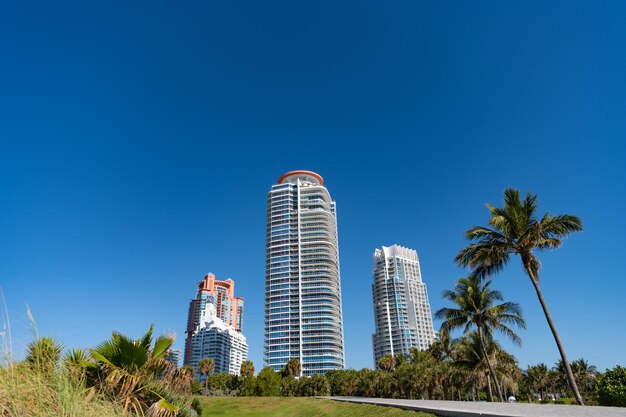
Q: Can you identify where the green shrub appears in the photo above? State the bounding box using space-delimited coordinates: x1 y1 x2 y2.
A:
239 375 257 396
191 397 203 416
299 374 330 396
255 367 281 396
597 366 626 407
25 337 63 376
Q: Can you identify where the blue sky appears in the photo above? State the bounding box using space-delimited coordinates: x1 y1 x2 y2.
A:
1 1 625 372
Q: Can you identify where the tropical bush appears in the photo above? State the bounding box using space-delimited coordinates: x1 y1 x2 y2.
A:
254 366 281 396
596 365 626 407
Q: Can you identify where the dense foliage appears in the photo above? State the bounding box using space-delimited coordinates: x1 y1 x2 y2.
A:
596 366 626 407
196 352 624 408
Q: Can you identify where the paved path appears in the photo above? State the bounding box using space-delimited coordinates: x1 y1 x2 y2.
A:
324 396 626 417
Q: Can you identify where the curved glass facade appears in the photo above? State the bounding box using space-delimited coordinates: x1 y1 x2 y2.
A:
264 171 345 376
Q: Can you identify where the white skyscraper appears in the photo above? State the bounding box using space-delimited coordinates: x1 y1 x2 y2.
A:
372 245 436 367
264 170 345 376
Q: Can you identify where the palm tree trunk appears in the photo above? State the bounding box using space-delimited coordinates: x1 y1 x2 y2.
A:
525 265 584 405
486 375 494 402
477 326 504 402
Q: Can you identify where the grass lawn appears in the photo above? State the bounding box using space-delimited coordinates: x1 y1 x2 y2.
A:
198 397 435 417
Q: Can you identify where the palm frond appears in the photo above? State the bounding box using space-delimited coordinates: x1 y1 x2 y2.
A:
151 335 174 361
536 237 562 250
465 226 507 242
491 322 523 346
117 335 149 372
140 325 154 350
540 214 583 237
148 397 179 417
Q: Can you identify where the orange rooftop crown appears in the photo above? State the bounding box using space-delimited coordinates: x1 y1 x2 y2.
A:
277 170 324 185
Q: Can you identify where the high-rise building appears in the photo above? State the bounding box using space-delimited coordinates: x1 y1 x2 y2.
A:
372 245 436 367
184 273 244 366
188 302 248 378
264 170 345 376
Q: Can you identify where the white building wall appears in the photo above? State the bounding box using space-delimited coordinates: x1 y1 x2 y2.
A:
189 303 248 378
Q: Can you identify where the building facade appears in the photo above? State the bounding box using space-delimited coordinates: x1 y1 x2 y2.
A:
188 303 248 378
184 273 244 365
372 245 436 367
264 170 345 376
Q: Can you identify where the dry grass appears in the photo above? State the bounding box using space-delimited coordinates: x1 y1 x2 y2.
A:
0 364 128 417
0 289 126 417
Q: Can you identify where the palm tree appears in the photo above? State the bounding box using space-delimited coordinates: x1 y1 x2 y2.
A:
395 353 408 366
454 332 491 401
89 324 178 415
527 363 550 401
455 189 584 404
378 355 396 372
495 348 522 399
435 275 526 402
282 358 301 378
198 358 215 392
429 329 454 362
408 348 444 400
240 360 255 378
571 358 598 397
181 364 195 379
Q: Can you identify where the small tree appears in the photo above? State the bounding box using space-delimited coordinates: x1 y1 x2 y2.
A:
255 366 281 396
300 374 331 396
240 375 257 396
597 366 626 407
198 358 215 392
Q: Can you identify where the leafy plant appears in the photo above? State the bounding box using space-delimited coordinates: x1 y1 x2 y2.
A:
596 365 626 407
89 324 185 416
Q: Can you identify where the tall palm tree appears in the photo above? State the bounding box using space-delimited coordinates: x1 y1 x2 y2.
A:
435 275 526 402
198 358 215 392
455 189 584 404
